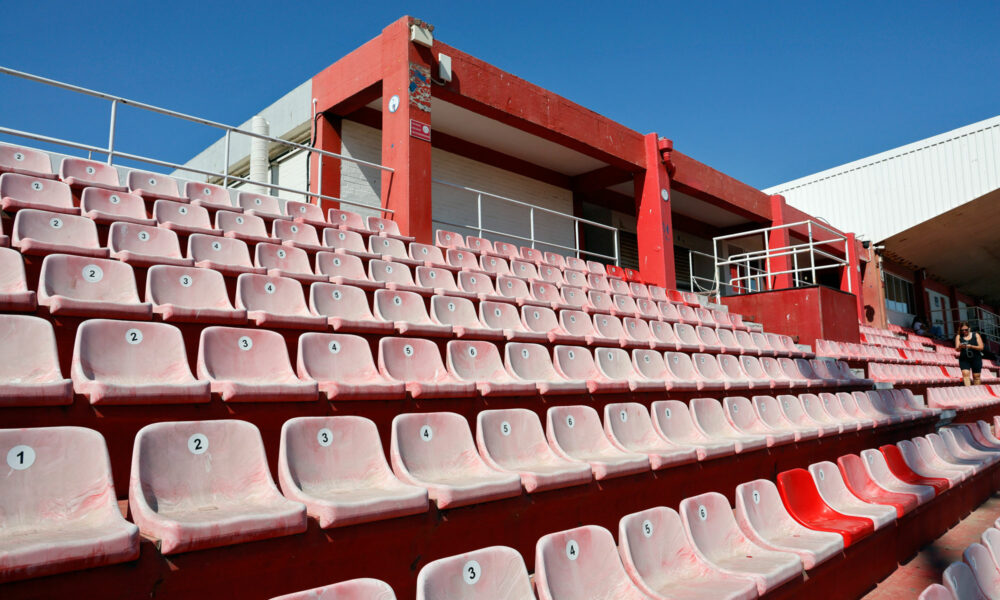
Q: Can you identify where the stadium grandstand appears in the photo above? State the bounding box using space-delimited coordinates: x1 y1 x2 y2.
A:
1 13 1000 600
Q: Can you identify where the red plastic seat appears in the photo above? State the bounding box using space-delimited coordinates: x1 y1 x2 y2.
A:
775 468 874 547
836 454 920 517
129 419 307 554
478 300 547 342
315 252 382 291
236 273 327 330
546 405 650 480
188 233 263 276
278 416 427 528
535 525 650 600
38 254 151 319
59 157 126 191
367 215 414 242
108 221 190 267
308 282 392 334
374 289 452 337
0 426 139 583
0 173 77 215
416 545 533 600
0 145 55 179
283 200 325 225
390 412 521 508
378 337 475 398
256 242 327 283
808 461 897 529
446 340 535 396
196 326 318 402
80 187 154 226
297 332 404 400
273 220 325 252
12 209 108 258
603 402 699 469
238 192 290 220
0 248 36 311
145 265 245 324
153 200 218 236
0 314 73 406
216 210 271 244
651 400 736 460
184 181 239 212
327 208 371 234
430 295 502 340
504 342 588 394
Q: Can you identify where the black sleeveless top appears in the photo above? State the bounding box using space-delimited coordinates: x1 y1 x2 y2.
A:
959 332 983 359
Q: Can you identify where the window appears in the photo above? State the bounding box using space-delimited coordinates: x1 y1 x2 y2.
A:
884 273 916 315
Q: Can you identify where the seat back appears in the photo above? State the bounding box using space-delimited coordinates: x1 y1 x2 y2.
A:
479 300 521 332
595 347 637 381
586 273 610 292
465 236 494 254
547 405 617 456
593 314 626 340
504 343 560 382
256 243 314 275
80 187 148 221
510 259 540 280
447 249 481 271
273 220 321 247
0 314 65 384
379 337 448 382
410 242 447 265
431 295 483 328
0 247 30 295
237 192 282 216
553 346 599 381
315 252 367 281
184 181 232 208
39 254 140 304
0 145 53 177
367 216 403 237
490 241 517 259
416 545 533 600
537 264 564 285
14 209 102 250
369 235 410 261
391 412 483 476
197 326 297 382
146 265 234 311
559 310 597 337
632 349 669 380
562 269 587 288
369 260 417 287
477 408 554 467
651 400 698 442
435 229 466 249
188 234 253 268
664 351 698 380
297 332 380 383
73 319 195 384
128 171 180 198
152 200 213 230
521 305 561 333
543 252 567 269
943 561 988 600
374 289 433 325
481 255 512 277
618 506 709 596
109 222 182 259
520 247 544 264
1 173 74 211
648 321 678 345
280 415 398 493
236 274 310 315
60 157 121 188
328 208 368 231
283 200 325 223
535 525 644 600
216 210 269 238
416 266 459 292
446 340 507 383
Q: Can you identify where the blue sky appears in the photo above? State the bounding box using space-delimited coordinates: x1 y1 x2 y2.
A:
2 1 997 189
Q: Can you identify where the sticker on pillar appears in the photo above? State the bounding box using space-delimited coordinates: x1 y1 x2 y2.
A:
388 95 400 113
410 119 431 142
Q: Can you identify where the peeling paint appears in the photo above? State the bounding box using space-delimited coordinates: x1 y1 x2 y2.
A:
409 63 431 113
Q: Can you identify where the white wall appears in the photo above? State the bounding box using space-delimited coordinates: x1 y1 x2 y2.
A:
339 120 383 218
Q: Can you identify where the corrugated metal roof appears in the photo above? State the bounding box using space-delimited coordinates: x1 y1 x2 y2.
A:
765 115 1000 242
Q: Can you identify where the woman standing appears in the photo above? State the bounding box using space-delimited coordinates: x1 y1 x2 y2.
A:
955 321 985 386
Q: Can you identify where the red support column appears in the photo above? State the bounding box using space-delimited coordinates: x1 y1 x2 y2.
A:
839 233 864 321
635 134 676 288
310 114 341 213
768 194 793 290
379 17 434 244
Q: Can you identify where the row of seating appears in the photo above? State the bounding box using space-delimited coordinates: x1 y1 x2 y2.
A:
920 519 1000 599
0 312 869 406
816 338 959 367
270 422 1000 599
870 363 998 386
927 385 1000 410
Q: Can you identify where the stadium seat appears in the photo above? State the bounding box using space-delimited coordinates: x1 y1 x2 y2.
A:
679 492 802 594
297 332 404 400
477 300 546 342
859 449 936 503
836 454 921 517
823 392 874 430
939 429 999 466
410 242 455 271
328 208 372 234
374 289 452 337
722 396 796 447
476 408 592 493
651 400 736 460
129 419 307 554
416 546 534 600
844 391 893 427
564 256 588 272
0 426 139 582
734 329 763 355
614 316 663 350
752 395 819 441
184 181 238 212
431 295 503 340
59 157 126 191
235 273 327 330
916 584 955 600
417 266 479 300
0 315 73 406
71 319 209 404
798 393 846 433
689 397 768 453
776 468 875 548
808 462 896 529
196 326 318 402
324 228 379 259
662 352 704 390
481 255 513 277
146 265 245 324
943 561 987 600
534 525 649 600
633 297 660 320
562 269 587 288
126 171 184 203
543 252 567 269
521 305 579 344
776 358 811 388
283 200 325 225
109 221 190 267
435 229 467 250
879 443 950 494
188 233 263 276
618 506 758 600
216 210 271 244
538 264 566 285
448 249 486 273
153 200 218 236
12 209 108 258
493 275 540 306
274 220 325 252
610 294 642 319
316 252 383 291
256 243 327 283
560 286 593 312
553 345 629 394
603 402 698 469
369 259 428 295
751 332 778 356
0 144 55 179
1 173 77 214
982 529 1000 572
964 544 1000 598
368 235 422 268
367 216 414 242
379 337 475 398
446 340 536 396
559 310 616 346
777 395 837 437
488 241 518 260
546 405 650 479
309 282 393 334
455 271 502 302
734 479 844 569
910 437 975 482
271 578 397 600
504 342 588 394
594 347 665 392
510 258 541 280
278 416 427 528
0 247 36 311
673 323 706 352
38 254 151 318
80 187 154 225
627 349 673 391
691 353 740 390
715 328 743 354
725 354 772 389
648 320 682 350
390 412 522 508
238 192 290 220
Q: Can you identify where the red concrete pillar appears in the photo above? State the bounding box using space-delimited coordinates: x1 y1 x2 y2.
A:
839 233 864 321
310 113 341 213
379 18 434 244
635 134 676 288
767 194 793 290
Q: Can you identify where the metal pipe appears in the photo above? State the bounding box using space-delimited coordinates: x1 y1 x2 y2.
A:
223 130 231 187
106 99 118 165
529 208 535 249
476 193 483 239
613 228 620 266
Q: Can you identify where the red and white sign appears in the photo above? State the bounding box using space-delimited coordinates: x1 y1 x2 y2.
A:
410 119 431 142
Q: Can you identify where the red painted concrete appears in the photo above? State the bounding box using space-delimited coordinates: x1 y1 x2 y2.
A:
769 194 794 289
670 150 773 223
310 114 342 212
634 134 676 288
721 286 862 346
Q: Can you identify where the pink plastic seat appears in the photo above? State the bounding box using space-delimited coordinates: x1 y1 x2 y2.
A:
727 355 773 389
633 298 660 320
689 397 768 453
238 192 290 220
71 319 209 404
410 242 455 270
216 210 271 243
0 426 139 583
493 275 543 307
416 545 532 600
455 271 500 302
776 358 811 388
535 525 650 600
153 199 218 236
435 229 467 250
538 264 565 285
546 405 650 479
0 247 36 311
109 221 190 267
504 342 588 394
648 321 682 351
487 241 518 260
278 416 427 529
595 347 664 392
197 326 318 402
560 310 617 346
145 265 245 324
611 294 641 318
80 187 154 225
825 392 875 430
431 295 502 340
476 300 544 342
129 419 307 554
777 395 838 437
274 220 325 252
587 274 610 292
554 345 629 394
447 340 536 396
680 492 802 594
673 323 705 352
625 349 671 392
391 412 521 508
662 352 704 390
510 258 541 280
734 479 844 569
564 256 587 272
271 578 397 600
691 353 741 390
188 233 263 276
328 208 372 234
0 173 77 215
417 266 476 300
368 235 422 267
379 337 475 398
448 249 486 273
807 462 897 529
481 255 513 277
609 276 631 294
0 315 73 406
256 243 327 283
618 506 757 600
368 259 429 294
368 215 414 242
0 145 55 179
944 562 988 600
521 305 580 344
751 332 778 356
59 157 126 191
184 181 238 212
236 273 327 330
695 326 725 353
316 252 383 291
734 330 762 355
476 408 592 493
309 282 392 334
559 286 590 312
799 393 846 433
562 269 587 288
651 400 736 460
752 395 819 441
722 396 797 447
616 317 663 350
125 171 183 203
603 402 698 469
283 200 325 225
12 209 108 258
38 254 151 318
374 289 452 337
324 228 378 261
585 289 613 313
297 333 404 400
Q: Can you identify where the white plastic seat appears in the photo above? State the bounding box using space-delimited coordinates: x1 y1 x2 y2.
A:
239 192 290 220
594 347 664 392
917 584 956 600
546 405 650 480
0 426 139 582
944 561 988 600
896 439 965 485
196 326 318 402
416 545 535 600
390 412 522 509
476 408 592 493
559 309 617 346
283 200 325 225
689 397 768 453
521 305 580 344
618 506 758 600
534 525 650 600
777 395 838 437
309 282 394 334
662 352 703 390
129 419 307 554
479 301 548 342
966 543 1000 595
728 354 773 389
0 247 36 311
504 342 587 394
679 492 803 595
0 145 55 179
822 392 873 430
715 328 744 354
648 320 681 351
278 416 428 528
554 345 629 394
256 243 327 283
913 437 977 481
650 400 736 460
734 479 844 569
273 220 325 252
38 254 151 319
603 402 698 469
722 396 796 447
799 393 847 434
316 252 383 291
12 209 108 258
431 295 502 340
616 317 663 350
0 172 77 214
374 289 452 337
752 395 819 441
184 181 238 212
0 315 73 406
378 337 475 398
859 449 936 504
446 340 536 396
691 353 743 390
297 333 405 400
807 462 896 529
216 210 271 244
109 221 190 267
236 273 327 330
188 233 263 276
59 157 126 191
80 187 154 226
153 199 218 236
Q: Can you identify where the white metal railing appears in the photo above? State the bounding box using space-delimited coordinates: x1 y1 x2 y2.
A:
0 66 393 213
431 179 621 265
933 305 1000 347
687 249 720 294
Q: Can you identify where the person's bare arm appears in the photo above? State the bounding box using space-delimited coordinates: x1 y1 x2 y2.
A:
972 333 985 351
956 335 963 350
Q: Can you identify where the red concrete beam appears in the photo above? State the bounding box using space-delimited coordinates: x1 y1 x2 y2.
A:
311 21 391 113
670 150 772 222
